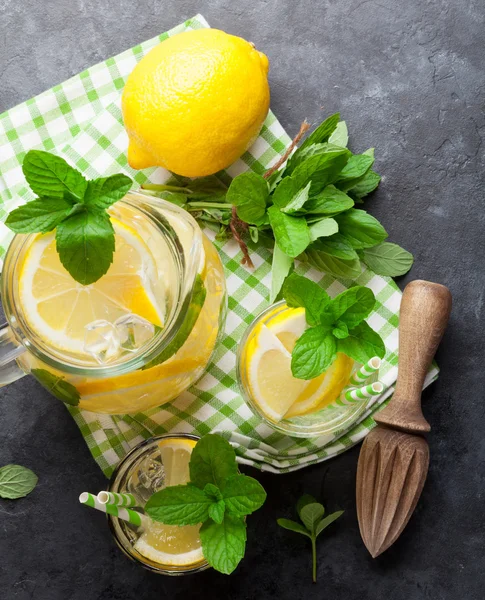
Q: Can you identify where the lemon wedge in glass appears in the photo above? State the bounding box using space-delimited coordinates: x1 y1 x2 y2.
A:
245 307 353 421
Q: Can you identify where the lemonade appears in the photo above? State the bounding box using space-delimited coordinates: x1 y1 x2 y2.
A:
2 192 226 414
237 301 359 438
108 434 208 574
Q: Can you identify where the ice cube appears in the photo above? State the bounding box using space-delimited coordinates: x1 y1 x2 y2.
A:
127 454 166 504
114 314 155 353
84 320 121 364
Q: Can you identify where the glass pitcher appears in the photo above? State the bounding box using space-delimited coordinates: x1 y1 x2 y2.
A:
0 191 226 414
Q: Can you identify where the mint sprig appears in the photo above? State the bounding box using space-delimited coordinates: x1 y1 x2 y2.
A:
5 150 132 285
145 434 266 575
277 493 343 583
282 272 385 379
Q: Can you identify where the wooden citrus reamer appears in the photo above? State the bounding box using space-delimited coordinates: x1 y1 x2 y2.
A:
356 280 452 558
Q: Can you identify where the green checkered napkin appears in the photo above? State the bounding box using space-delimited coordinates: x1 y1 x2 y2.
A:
0 15 438 477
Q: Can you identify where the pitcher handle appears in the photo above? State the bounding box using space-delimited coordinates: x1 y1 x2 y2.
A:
0 323 27 385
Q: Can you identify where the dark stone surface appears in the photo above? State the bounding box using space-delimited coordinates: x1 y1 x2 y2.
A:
0 1 484 598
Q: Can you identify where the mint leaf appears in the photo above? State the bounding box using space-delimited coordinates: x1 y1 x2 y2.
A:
277 518 311 537
281 182 312 214
327 286 375 328
337 321 386 363
221 474 266 517
268 206 311 258
310 234 358 260
291 146 350 194
22 150 87 200
142 274 206 369
0 465 38 500
306 245 362 279
336 209 388 249
328 120 348 147
6 198 73 233
298 113 340 152
303 185 354 215
200 514 247 575
300 503 325 534
315 511 344 537
332 321 349 339
145 484 212 525
296 494 317 518
272 176 298 209
347 170 381 199
204 484 226 524
204 482 223 502
31 368 80 405
360 242 414 276
84 174 132 210
308 217 338 242
189 434 238 490
55 208 114 285
209 500 226 524
270 243 293 303
291 326 336 379
282 272 330 326
227 172 268 225
336 154 374 183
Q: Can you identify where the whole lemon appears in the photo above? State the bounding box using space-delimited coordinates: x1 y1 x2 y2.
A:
122 28 270 177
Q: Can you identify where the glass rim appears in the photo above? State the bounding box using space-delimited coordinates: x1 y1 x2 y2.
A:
236 300 366 438
2 191 203 377
107 433 210 576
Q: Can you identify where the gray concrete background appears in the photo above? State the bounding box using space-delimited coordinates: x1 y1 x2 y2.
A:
0 1 484 599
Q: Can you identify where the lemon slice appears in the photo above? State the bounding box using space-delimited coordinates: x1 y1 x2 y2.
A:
18 219 164 356
134 437 203 567
158 438 196 486
134 522 204 567
246 323 308 421
245 306 354 421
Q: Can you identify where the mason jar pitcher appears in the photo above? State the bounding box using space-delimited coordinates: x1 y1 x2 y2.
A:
0 191 226 414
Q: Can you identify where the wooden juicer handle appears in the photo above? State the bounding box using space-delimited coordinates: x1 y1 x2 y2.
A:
375 280 452 434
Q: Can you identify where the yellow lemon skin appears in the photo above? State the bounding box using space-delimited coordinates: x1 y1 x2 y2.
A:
122 28 270 177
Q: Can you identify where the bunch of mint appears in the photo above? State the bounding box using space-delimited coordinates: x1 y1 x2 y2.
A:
226 113 413 299
145 434 266 575
282 273 385 379
6 150 133 285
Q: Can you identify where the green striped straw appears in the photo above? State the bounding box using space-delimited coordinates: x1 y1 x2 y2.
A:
79 492 149 528
349 357 381 386
97 491 137 507
340 381 384 405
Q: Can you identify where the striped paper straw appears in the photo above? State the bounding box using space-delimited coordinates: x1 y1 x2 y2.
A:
349 357 381 386
97 491 137 507
79 492 148 528
342 382 384 405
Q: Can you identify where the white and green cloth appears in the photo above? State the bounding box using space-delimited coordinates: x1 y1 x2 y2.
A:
0 15 438 477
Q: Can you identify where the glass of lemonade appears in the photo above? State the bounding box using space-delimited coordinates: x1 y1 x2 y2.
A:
0 192 226 413
237 301 366 438
108 433 209 575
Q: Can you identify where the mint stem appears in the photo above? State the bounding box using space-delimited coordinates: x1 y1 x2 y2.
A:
187 201 230 210
311 536 317 583
142 183 193 193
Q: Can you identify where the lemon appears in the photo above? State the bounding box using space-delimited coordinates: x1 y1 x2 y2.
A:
18 219 163 356
122 28 270 177
134 438 204 567
245 306 354 421
157 437 196 486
